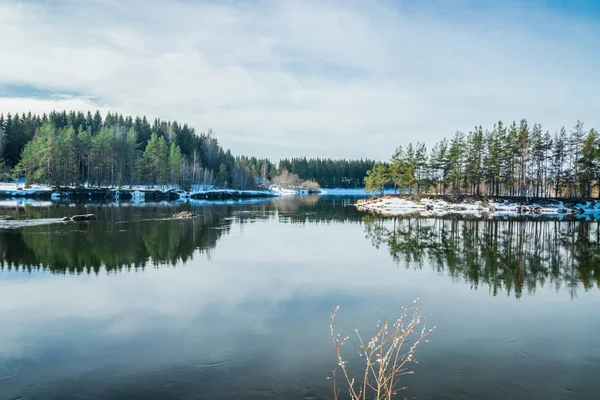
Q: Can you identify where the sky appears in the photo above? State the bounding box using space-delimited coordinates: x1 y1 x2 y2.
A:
0 0 599 161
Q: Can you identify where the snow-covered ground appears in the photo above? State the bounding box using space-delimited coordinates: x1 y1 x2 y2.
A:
320 188 397 196
355 196 600 218
0 182 54 194
0 182 277 201
1 182 397 199
268 185 316 196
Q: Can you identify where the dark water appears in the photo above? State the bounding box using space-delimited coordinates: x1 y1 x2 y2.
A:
0 197 599 400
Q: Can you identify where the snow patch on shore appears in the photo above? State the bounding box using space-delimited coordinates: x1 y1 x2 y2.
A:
320 188 397 196
356 197 596 218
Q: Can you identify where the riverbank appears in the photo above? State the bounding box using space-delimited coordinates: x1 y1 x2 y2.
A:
0 184 387 202
0 183 278 202
356 195 600 218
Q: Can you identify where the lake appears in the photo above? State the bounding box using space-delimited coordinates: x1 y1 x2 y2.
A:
0 196 599 400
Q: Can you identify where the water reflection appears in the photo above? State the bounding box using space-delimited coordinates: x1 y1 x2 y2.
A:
0 205 232 274
0 197 363 274
363 215 600 298
1 198 599 400
1 199 599 299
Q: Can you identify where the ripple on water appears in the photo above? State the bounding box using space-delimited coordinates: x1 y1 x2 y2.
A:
0 359 22 380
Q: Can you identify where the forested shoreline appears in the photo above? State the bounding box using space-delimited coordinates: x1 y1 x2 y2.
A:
0 110 373 190
365 120 600 199
1 112 599 199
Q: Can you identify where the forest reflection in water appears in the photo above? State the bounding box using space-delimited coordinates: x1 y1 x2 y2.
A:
1 196 598 299
0 196 360 274
363 215 600 298
1 197 600 400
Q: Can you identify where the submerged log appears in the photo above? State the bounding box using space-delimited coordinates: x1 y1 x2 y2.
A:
61 214 96 222
173 211 198 219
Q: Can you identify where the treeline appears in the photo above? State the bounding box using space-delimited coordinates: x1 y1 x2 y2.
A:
277 158 376 188
365 120 600 198
0 110 373 189
0 110 277 189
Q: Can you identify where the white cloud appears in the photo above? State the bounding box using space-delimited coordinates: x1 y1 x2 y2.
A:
0 0 599 160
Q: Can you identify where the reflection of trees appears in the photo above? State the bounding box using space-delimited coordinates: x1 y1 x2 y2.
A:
0 205 238 274
363 216 600 298
0 198 366 275
274 195 364 224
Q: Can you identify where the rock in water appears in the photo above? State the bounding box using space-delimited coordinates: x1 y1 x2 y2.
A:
173 211 198 219
71 214 97 221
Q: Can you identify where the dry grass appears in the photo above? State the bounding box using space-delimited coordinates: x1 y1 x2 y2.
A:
329 301 434 400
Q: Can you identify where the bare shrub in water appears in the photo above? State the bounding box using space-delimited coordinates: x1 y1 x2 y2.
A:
329 301 434 400
301 179 321 191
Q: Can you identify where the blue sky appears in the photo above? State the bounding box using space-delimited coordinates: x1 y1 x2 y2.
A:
1 0 599 160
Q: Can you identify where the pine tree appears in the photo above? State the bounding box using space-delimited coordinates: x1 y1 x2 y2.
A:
143 133 162 186
390 146 414 194
552 130 567 197
125 128 138 187
0 125 6 166
414 142 428 194
217 163 229 187
541 131 553 197
62 126 78 186
447 132 465 194
579 128 599 197
485 124 503 196
568 120 586 197
365 163 390 196
517 119 529 197
169 143 183 186
464 127 484 195
13 141 41 185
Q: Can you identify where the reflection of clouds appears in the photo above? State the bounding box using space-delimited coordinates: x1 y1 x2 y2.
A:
3 217 594 355
0 220 435 355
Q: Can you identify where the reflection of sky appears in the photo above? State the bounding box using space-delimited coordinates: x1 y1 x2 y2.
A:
1 214 599 399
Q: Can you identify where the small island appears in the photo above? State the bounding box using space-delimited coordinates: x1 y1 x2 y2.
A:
357 120 600 219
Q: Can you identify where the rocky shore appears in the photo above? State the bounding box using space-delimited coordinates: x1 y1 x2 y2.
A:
0 185 278 202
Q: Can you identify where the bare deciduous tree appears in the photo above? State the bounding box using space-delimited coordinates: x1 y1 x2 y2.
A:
273 168 300 188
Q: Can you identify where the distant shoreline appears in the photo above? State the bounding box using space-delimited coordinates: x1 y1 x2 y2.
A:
0 185 377 202
0 185 278 202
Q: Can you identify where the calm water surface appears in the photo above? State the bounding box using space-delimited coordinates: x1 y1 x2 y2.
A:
0 196 599 400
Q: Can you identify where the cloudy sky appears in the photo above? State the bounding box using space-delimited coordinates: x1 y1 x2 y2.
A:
1 0 599 160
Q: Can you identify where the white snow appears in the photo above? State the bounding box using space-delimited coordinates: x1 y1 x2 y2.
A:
320 188 398 196
355 196 594 218
269 185 303 196
0 182 54 196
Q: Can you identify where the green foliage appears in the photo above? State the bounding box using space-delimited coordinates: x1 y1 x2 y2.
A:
364 163 390 195
368 119 600 199
2 111 261 190
169 142 183 186
390 146 415 194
